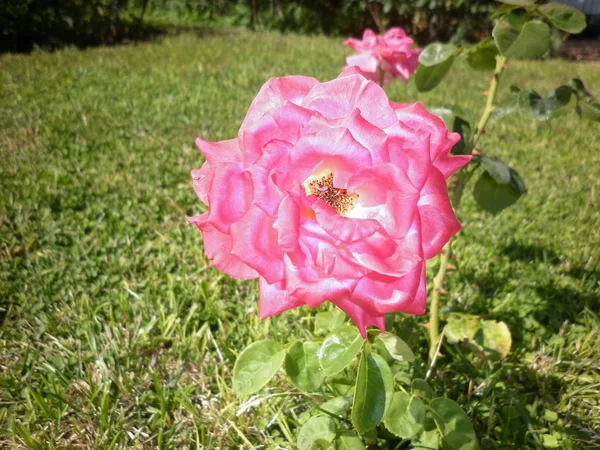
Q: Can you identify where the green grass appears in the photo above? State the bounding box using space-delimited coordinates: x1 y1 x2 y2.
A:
1 29 599 449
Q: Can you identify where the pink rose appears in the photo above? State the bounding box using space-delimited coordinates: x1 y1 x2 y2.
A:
189 69 470 336
344 27 421 85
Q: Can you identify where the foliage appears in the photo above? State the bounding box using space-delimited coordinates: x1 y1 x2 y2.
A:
1 29 599 448
0 0 130 52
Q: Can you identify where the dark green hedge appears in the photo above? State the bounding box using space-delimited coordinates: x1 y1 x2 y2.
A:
1 0 129 52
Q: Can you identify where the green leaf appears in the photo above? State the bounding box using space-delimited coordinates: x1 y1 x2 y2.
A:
480 155 512 185
473 157 527 214
412 378 434 401
517 86 577 120
285 341 325 393
445 315 512 360
577 101 600 122
297 416 337 450
319 396 352 418
309 439 335 450
492 3 522 18
335 432 366 450
496 0 534 5
383 391 425 439
493 15 551 59
539 3 586 34
351 353 393 434
377 332 415 362
318 325 364 377
445 314 482 344
415 57 454 92
481 320 512 360
419 43 458 66
413 418 441 449
430 398 479 450
466 39 499 71
541 434 560 448
315 309 346 333
232 340 286 395
430 107 472 155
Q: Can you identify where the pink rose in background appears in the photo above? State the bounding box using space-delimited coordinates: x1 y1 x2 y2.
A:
344 27 421 86
189 69 470 336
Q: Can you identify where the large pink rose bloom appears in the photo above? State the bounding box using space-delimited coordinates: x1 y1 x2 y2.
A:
190 69 470 337
344 27 421 85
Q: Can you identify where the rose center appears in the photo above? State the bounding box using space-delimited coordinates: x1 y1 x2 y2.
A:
305 172 358 216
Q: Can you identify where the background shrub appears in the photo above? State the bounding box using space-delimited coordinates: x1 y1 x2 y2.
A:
0 0 129 52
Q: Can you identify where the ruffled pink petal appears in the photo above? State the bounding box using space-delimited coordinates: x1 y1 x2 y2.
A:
348 215 422 277
311 198 381 243
434 153 472 180
345 53 379 77
301 74 397 128
249 140 295 216
289 127 373 181
188 215 258 279
352 261 426 315
195 138 243 165
391 102 465 177
241 101 315 161
418 167 462 259
259 277 303 319
205 163 253 233
231 206 284 284
241 76 319 130
346 163 419 239
330 297 386 338
384 130 433 191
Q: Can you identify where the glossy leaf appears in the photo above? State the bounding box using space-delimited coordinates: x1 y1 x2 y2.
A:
411 378 434 401
445 314 482 344
481 320 512 360
413 418 441 449
539 3 586 34
415 57 454 92
297 416 337 450
315 309 346 333
480 156 512 184
466 39 499 71
517 87 577 120
352 353 393 434
335 432 366 450
578 101 600 121
430 107 472 155
493 15 550 59
318 325 363 376
431 398 479 450
285 341 325 393
446 315 512 360
473 171 524 214
496 0 534 5
320 396 352 418
377 332 415 362
383 391 425 439
309 439 335 450
419 43 458 66
232 340 286 395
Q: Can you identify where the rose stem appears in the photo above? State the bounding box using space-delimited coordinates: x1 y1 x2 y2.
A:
377 67 385 87
428 54 508 362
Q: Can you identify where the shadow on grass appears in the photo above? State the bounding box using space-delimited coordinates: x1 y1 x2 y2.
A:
453 241 599 341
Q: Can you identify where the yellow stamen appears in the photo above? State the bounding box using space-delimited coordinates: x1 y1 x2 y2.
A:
305 173 358 216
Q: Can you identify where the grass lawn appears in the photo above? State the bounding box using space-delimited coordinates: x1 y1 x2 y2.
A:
1 28 599 449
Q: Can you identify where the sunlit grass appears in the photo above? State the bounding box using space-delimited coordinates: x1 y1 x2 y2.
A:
1 29 599 448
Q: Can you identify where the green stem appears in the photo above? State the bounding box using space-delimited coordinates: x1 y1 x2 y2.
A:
473 55 507 146
427 56 508 361
377 67 385 87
